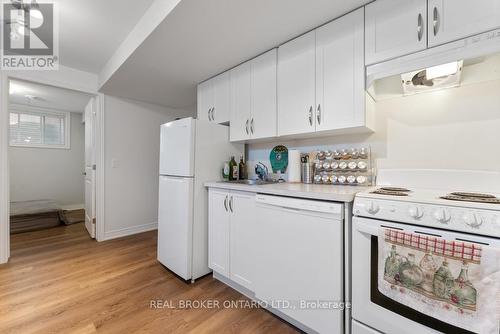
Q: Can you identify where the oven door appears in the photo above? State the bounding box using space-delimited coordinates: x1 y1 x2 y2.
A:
352 216 500 334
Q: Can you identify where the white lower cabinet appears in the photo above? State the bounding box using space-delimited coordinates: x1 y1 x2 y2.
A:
208 189 255 291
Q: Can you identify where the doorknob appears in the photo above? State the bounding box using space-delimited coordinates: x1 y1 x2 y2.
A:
82 172 87 176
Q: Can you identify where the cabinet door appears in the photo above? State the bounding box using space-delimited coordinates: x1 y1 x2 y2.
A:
316 8 365 132
197 80 213 122
365 0 427 65
251 49 277 139
213 72 230 124
230 62 252 142
428 0 500 47
277 30 316 136
229 192 256 291
208 190 230 277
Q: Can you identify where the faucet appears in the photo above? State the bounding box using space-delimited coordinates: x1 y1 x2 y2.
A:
255 162 269 181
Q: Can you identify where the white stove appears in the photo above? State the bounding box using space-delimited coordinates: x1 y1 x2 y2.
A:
351 169 500 334
354 169 500 238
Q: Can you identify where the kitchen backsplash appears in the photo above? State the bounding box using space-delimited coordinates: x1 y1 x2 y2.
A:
247 78 500 180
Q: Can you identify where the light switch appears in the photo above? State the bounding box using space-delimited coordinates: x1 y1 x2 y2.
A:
111 159 119 168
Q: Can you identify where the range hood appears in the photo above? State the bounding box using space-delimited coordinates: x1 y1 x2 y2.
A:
366 28 500 89
401 60 463 95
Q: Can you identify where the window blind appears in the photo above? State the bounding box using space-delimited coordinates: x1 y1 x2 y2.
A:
9 110 69 148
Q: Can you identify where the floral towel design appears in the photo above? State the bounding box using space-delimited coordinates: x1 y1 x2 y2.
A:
378 228 500 334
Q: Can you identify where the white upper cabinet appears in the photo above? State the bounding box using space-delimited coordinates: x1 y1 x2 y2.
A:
197 72 230 124
230 62 252 142
277 30 316 136
428 0 500 47
250 49 277 140
229 49 277 142
197 80 214 122
316 8 365 132
365 0 427 65
213 72 230 124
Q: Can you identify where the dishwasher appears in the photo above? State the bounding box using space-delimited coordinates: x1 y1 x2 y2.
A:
254 194 344 334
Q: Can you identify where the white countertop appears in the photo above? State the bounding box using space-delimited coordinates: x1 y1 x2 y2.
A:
205 181 372 203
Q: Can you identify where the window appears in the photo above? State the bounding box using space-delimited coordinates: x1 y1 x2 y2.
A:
9 108 70 149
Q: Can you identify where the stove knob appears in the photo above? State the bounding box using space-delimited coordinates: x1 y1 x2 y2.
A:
433 208 451 224
408 206 424 220
366 201 380 215
463 213 483 228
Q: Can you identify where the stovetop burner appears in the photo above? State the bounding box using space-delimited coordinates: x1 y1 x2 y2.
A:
441 193 500 204
379 187 411 192
371 189 410 197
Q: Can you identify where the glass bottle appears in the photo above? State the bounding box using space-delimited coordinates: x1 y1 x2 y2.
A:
419 253 438 293
399 253 424 288
384 245 401 283
229 156 238 181
451 262 477 307
433 260 455 299
238 156 247 180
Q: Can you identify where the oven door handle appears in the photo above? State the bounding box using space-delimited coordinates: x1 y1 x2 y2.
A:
354 218 406 237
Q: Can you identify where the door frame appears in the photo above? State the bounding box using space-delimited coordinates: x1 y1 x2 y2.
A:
0 73 105 263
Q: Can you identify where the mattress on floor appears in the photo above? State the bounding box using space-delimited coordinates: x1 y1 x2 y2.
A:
10 200 62 234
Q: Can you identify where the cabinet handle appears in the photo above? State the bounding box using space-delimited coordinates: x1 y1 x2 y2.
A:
245 119 249 135
229 196 233 213
208 108 212 121
433 7 440 36
308 106 313 126
316 104 321 125
417 13 423 41
224 195 228 212
211 107 215 121
250 118 254 134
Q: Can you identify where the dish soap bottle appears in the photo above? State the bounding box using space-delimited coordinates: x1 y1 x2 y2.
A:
229 156 239 181
238 156 247 180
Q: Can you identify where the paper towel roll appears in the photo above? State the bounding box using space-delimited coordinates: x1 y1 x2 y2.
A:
287 150 301 183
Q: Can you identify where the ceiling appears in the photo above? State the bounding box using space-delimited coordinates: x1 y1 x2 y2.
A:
9 79 93 112
55 0 154 73
100 0 371 109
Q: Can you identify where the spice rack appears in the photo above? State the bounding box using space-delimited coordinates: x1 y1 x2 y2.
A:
313 147 374 186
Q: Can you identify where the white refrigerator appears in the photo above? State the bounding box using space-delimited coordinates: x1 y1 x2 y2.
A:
158 117 243 281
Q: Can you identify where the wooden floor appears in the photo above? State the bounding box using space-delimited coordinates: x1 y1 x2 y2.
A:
0 224 300 334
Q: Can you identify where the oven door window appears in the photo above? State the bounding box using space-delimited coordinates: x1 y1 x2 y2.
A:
370 236 474 334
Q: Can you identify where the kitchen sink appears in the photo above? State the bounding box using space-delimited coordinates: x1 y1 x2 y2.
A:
225 179 278 186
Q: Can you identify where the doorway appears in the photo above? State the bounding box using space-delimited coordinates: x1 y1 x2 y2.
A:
1 76 103 262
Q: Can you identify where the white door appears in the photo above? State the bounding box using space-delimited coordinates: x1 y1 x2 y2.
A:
229 192 255 290
251 49 277 140
84 98 96 238
197 80 214 122
365 0 427 65
213 72 230 124
158 176 194 280
230 62 252 142
428 0 500 47
277 30 316 136
316 8 365 132
208 189 230 278
159 118 195 177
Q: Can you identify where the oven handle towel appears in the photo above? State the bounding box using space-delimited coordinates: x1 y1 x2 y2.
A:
377 228 500 334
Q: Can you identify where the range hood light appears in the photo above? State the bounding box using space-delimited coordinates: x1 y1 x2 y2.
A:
426 61 459 80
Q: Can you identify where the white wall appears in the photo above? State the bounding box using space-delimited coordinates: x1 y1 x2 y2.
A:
248 78 500 178
103 95 193 240
9 111 85 208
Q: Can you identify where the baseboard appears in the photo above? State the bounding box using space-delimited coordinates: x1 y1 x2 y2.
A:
60 203 84 211
102 222 158 241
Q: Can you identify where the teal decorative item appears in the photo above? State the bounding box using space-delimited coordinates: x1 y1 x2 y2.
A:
270 145 288 173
